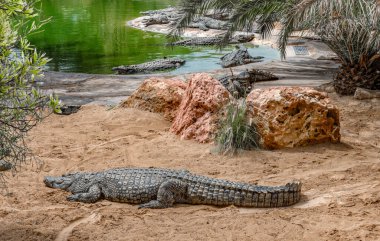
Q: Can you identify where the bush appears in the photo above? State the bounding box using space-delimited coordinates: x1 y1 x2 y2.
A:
0 0 60 187
216 100 260 155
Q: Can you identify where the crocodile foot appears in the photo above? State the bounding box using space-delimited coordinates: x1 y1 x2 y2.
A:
139 200 170 209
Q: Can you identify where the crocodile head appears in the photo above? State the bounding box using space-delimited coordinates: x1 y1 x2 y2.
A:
44 173 79 190
44 172 97 193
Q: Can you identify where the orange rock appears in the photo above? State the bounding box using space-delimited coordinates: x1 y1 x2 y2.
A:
171 73 231 143
246 87 340 149
120 77 187 121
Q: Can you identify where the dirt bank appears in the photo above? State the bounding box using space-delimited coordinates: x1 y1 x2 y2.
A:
0 93 379 241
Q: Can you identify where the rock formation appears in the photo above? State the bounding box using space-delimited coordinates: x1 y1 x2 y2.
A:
171 73 231 143
120 78 187 121
246 87 340 149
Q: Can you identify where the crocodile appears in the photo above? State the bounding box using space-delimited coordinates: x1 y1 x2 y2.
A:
44 167 302 208
188 16 229 31
169 34 255 46
140 7 178 16
112 58 185 74
140 8 229 31
220 45 264 68
219 69 279 98
140 8 181 27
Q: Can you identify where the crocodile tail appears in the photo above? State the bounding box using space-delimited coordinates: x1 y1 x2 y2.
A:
244 180 302 208
274 180 302 207
187 177 302 208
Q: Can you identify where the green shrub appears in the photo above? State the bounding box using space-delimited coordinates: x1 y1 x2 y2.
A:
0 0 60 188
216 100 260 155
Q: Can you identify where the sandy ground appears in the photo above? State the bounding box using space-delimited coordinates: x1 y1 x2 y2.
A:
0 93 379 241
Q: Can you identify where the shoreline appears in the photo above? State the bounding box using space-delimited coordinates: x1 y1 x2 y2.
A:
41 57 339 106
39 11 340 106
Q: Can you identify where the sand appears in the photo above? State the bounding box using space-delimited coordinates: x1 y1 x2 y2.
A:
0 93 379 241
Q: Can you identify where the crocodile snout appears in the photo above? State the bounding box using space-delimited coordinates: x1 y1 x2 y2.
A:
44 176 56 188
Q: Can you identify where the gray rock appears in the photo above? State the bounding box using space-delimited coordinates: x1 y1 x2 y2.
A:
0 160 12 172
354 87 380 100
57 105 81 115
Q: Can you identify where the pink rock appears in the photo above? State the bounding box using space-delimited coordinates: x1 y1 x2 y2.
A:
171 73 231 143
246 87 340 149
120 78 187 121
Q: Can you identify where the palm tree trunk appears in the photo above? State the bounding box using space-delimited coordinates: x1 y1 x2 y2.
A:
334 63 380 95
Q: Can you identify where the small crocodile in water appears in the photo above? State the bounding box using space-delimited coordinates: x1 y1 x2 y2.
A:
112 58 185 74
44 167 301 208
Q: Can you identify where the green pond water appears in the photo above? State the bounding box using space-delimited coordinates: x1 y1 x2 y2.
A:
29 0 280 74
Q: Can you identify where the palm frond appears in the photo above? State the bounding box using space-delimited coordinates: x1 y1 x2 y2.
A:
170 0 285 46
279 0 380 62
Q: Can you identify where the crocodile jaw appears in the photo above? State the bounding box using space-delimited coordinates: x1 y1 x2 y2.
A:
44 176 73 190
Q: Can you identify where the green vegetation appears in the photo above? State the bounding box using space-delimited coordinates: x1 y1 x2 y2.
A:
175 0 380 95
0 0 59 185
28 0 184 73
216 100 259 155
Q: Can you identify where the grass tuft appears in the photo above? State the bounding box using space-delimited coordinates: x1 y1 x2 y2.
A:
215 100 260 155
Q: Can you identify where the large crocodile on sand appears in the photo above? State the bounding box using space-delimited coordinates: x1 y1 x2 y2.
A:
44 167 301 208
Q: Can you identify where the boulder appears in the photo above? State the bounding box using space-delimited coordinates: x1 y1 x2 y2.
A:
0 160 12 171
246 87 340 149
171 73 231 143
120 78 187 121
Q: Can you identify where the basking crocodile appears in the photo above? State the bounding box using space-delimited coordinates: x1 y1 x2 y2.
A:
220 46 264 68
140 8 180 26
188 16 229 31
140 8 228 31
169 34 255 46
219 69 279 98
112 58 185 74
44 167 301 208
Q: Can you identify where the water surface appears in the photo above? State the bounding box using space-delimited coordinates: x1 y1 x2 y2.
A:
30 0 279 74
